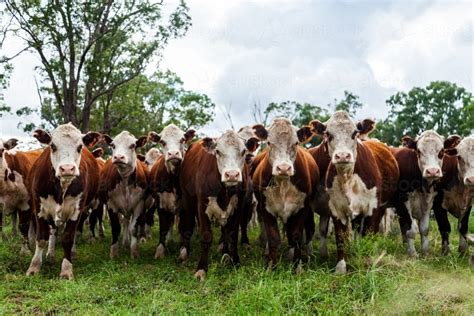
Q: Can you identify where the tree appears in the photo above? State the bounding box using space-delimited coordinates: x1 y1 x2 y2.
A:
373 81 473 145
331 90 363 118
88 70 215 136
0 0 191 131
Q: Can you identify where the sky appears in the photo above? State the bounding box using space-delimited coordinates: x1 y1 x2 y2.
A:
1 0 473 141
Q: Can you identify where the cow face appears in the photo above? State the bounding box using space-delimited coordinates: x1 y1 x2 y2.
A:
104 131 147 177
0 138 19 166
144 148 161 171
148 124 195 174
202 130 259 185
402 130 444 179
310 111 361 174
445 136 474 186
33 123 100 183
237 125 260 164
252 118 312 177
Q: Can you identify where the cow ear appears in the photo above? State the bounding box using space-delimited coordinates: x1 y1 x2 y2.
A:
310 120 326 135
357 119 376 135
252 124 268 140
33 129 52 145
401 136 416 149
136 136 148 149
3 138 19 150
202 137 217 154
297 126 313 143
148 131 161 143
245 137 260 152
137 154 146 162
83 132 101 147
444 148 458 156
102 134 113 145
184 129 196 143
91 147 104 158
444 135 461 150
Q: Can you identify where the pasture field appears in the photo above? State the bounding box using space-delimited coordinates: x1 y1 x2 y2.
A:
1 212 473 315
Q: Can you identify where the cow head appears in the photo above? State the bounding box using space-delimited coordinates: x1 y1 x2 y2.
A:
252 118 312 177
148 124 195 174
311 111 372 175
103 131 147 177
144 147 162 171
0 138 18 170
202 130 259 185
33 123 100 185
237 125 260 164
444 135 474 186
401 130 445 180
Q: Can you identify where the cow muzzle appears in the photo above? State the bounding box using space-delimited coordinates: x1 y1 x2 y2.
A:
58 164 77 177
166 150 182 161
464 176 474 186
423 167 442 179
113 154 127 165
223 170 241 184
334 152 352 164
275 163 293 177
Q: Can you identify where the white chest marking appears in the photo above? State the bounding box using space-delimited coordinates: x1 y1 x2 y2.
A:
158 191 177 214
264 178 306 223
205 195 238 226
108 182 145 217
328 174 377 225
39 194 83 226
405 189 436 220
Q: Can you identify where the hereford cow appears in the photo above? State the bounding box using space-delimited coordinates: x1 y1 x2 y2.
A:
252 118 318 270
26 123 101 279
148 124 196 259
0 139 42 253
179 130 259 281
100 131 149 259
433 135 474 264
390 130 445 257
310 111 399 273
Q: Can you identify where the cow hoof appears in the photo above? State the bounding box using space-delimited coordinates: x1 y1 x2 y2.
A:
305 243 314 256
46 252 56 264
287 248 295 261
26 263 41 276
20 245 32 256
407 248 418 258
335 259 347 274
458 242 468 254
179 247 188 262
194 269 206 282
217 242 224 253
221 253 231 265
139 237 147 244
59 259 74 280
442 244 451 256
264 243 269 256
465 234 474 245
110 244 119 259
154 244 165 259
294 261 303 275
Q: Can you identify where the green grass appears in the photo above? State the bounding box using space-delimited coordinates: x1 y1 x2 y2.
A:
1 212 473 315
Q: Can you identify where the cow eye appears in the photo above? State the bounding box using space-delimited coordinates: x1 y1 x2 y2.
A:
77 145 82 153
110 143 116 149
241 149 246 156
130 143 136 150
216 150 221 156
438 150 444 159
51 143 57 152
180 138 185 143
160 140 166 147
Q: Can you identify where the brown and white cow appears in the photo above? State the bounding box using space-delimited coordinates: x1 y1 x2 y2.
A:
100 131 149 259
0 138 42 253
433 135 474 264
26 123 101 279
391 130 445 256
252 118 319 270
148 124 196 259
179 130 259 281
311 111 399 273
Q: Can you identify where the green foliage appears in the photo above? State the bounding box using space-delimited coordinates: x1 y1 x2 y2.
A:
332 90 363 118
374 81 474 145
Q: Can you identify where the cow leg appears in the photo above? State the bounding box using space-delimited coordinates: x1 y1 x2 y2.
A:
286 212 305 273
46 226 57 263
195 201 212 281
223 211 241 266
178 200 196 262
406 217 418 257
60 219 78 280
333 217 349 274
419 209 430 256
0 207 3 233
77 211 88 241
11 210 18 236
109 209 121 259
18 209 32 255
319 212 330 258
145 205 156 240
433 203 451 255
458 206 471 254
394 200 412 243
261 210 281 268
155 209 174 259
304 208 315 256
122 217 130 247
26 217 49 276
129 203 144 258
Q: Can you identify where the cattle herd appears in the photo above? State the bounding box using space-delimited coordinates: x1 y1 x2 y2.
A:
0 111 473 280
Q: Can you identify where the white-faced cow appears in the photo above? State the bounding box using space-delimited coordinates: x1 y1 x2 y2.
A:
179 130 259 281
433 135 474 265
148 124 196 259
252 118 319 271
0 138 41 253
390 130 445 256
26 123 100 279
311 111 399 274
100 131 149 259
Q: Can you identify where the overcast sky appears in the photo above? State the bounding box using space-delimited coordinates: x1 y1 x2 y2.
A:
1 0 472 141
